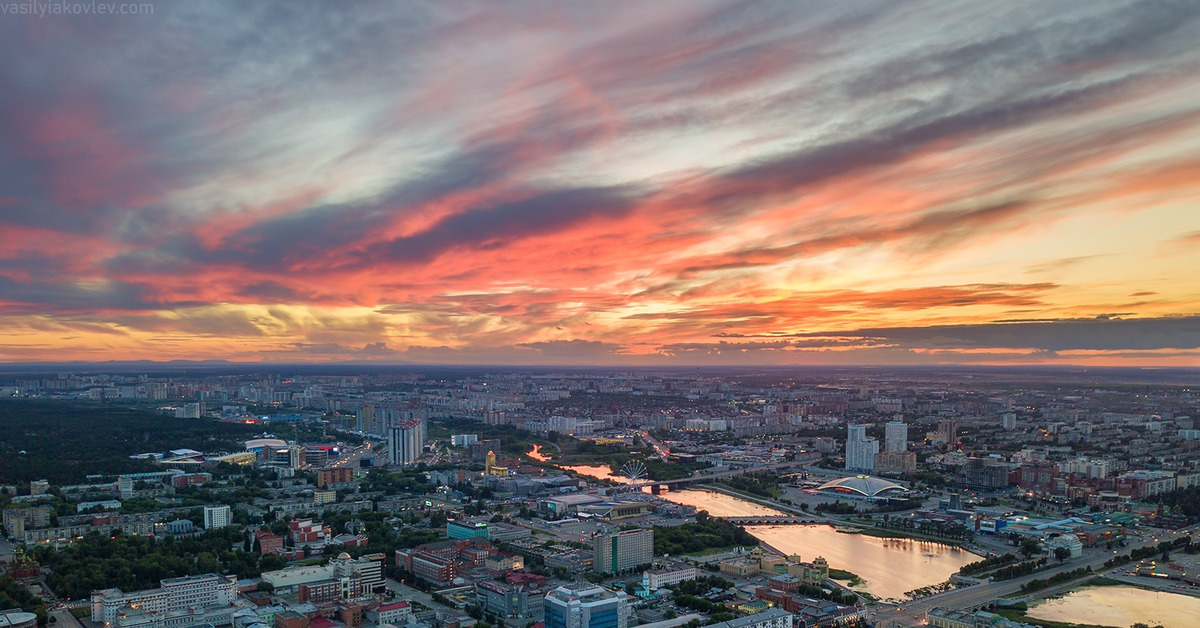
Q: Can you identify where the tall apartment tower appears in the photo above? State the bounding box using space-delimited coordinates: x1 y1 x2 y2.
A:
845 424 878 472
884 420 908 453
544 585 632 628
357 404 378 435
203 505 231 530
593 528 654 574
388 418 425 466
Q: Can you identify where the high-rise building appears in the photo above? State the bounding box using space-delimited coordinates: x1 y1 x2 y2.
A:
203 505 231 530
388 418 425 466
593 528 653 574
1001 413 1017 430
884 420 908 453
288 444 305 469
357 404 379 435
544 585 632 628
845 424 879 472
939 419 958 447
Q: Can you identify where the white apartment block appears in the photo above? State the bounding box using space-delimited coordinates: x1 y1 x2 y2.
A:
92 574 235 625
203 505 231 530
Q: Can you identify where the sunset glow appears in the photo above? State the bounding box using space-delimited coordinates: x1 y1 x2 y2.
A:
1 1 1199 365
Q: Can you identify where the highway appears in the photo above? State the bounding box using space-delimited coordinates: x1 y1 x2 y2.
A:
329 441 377 469
871 526 1197 627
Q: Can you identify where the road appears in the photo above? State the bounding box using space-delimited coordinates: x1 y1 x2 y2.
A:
330 442 376 469
51 609 86 628
384 578 463 617
871 526 1197 627
0 536 15 564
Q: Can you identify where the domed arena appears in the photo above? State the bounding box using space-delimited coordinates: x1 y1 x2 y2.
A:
816 475 908 498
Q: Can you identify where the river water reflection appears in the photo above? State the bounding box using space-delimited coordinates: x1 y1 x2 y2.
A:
1026 585 1200 628
654 488 785 517
527 444 551 462
558 464 633 483
659 489 980 600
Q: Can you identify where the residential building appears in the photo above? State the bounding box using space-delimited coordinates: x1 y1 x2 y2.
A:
884 421 908 452
593 529 653 574
204 505 231 530
387 418 425 466
845 424 878 472
708 608 793 628
451 434 480 447
367 601 411 625
642 562 697 591
316 467 354 488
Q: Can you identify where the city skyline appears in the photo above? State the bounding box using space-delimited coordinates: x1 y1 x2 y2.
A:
2 1 1199 366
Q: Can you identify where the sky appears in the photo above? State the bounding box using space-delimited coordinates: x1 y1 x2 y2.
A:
1 1 1199 366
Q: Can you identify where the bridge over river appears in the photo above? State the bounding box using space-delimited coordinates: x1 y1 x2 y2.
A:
720 515 822 525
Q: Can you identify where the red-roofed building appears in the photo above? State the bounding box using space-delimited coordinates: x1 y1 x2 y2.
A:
308 617 341 628
256 529 284 555
505 572 545 587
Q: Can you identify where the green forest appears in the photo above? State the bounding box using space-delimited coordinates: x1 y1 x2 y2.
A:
0 400 265 485
1148 486 1200 523
28 527 277 600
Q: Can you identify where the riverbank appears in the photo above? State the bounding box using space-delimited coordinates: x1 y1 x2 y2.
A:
1002 578 1200 628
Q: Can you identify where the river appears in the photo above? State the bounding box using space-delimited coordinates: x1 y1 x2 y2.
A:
658 489 980 601
1026 585 1200 628
527 444 551 462
558 464 634 484
557 465 979 600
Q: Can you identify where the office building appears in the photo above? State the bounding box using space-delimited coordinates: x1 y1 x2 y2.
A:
884 421 908 453
203 505 231 530
388 418 425 466
448 520 490 540
593 528 653 574
544 585 632 628
477 580 540 618
845 424 878 472
91 573 236 625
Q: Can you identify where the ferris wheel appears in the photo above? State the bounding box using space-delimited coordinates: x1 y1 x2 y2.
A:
621 460 647 483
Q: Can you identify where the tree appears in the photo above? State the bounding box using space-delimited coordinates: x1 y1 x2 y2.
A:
1053 547 1070 563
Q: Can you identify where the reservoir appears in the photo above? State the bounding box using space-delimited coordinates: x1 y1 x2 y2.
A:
1026 585 1200 628
659 489 980 601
